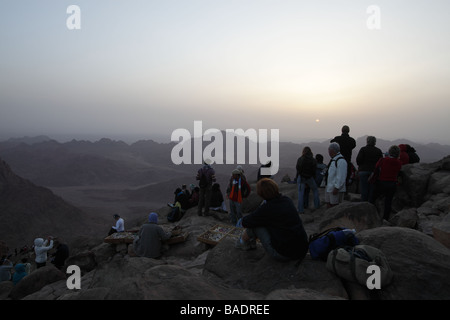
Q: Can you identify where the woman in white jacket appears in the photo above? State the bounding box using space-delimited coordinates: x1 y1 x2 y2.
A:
34 237 53 269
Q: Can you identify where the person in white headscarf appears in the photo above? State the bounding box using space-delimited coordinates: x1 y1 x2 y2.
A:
34 236 54 268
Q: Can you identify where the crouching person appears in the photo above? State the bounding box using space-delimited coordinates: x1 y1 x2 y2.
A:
236 178 309 262
130 212 172 259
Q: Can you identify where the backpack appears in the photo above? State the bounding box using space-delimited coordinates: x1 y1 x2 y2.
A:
308 227 359 261
326 245 393 288
323 156 345 186
298 156 316 179
405 145 420 164
167 204 183 222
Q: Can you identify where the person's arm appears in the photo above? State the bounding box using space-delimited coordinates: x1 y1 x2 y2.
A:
158 226 172 241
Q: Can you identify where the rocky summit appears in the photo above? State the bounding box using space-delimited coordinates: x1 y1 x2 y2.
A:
1 156 450 301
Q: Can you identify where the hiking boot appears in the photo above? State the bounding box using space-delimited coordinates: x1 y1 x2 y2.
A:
235 238 256 251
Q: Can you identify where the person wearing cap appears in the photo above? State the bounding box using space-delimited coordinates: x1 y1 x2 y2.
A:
131 212 173 259
108 214 125 235
226 168 251 225
196 159 216 216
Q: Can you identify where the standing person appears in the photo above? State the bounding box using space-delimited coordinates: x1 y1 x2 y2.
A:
331 125 356 184
325 142 347 208
34 236 54 269
356 136 383 202
132 212 173 259
295 147 320 213
51 238 69 271
108 214 125 235
370 145 402 221
237 178 308 262
196 159 216 216
304 154 327 208
227 169 251 225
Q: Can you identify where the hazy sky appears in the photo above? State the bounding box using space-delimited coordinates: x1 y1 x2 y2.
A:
1 0 450 144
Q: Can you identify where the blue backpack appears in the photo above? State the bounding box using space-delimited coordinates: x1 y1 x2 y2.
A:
308 227 359 261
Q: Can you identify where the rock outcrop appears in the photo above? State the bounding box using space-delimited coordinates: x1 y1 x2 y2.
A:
1 156 450 300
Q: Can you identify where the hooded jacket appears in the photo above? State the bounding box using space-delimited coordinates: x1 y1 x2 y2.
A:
34 238 53 264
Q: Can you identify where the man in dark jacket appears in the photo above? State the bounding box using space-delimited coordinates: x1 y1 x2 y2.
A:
196 159 216 216
51 238 69 270
331 125 356 185
356 136 383 201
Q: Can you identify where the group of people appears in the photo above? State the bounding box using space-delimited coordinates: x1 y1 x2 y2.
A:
294 125 419 221
0 236 69 286
104 125 422 264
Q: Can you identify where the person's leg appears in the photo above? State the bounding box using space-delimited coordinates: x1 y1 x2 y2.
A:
304 186 310 209
383 181 397 220
235 201 242 223
359 171 371 202
197 187 205 216
204 185 212 215
246 228 290 261
229 200 237 225
307 177 320 209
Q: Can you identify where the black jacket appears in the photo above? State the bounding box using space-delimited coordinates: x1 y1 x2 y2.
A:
296 154 317 179
242 195 308 260
356 145 383 172
331 133 356 163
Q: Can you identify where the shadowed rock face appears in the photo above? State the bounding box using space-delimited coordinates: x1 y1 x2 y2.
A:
0 157 96 250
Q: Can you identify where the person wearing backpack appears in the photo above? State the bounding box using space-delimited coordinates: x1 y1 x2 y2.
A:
226 169 251 225
331 125 356 185
325 142 347 208
196 159 216 216
296 146 320 213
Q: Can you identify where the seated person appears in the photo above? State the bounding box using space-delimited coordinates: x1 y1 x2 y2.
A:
210 183 227 212
108 214 125 235
237 178 309 262
131 213 174 259
188 187 200 208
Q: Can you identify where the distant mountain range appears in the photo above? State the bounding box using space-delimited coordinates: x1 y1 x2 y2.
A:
1 135 449 189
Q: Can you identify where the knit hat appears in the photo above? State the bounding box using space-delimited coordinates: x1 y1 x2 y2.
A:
232 169 241 175
148 212 158 224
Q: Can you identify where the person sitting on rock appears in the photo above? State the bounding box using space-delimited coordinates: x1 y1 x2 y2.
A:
131 212 174 259
236 178 309 262
108 214 125 235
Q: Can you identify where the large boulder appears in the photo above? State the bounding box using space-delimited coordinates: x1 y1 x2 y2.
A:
319 202 382 233
203 237 348 299
9 266 66 300
57 256 263 300
399 163 436 207
388 208 419 229
357 227 450 299
432 213 450 249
